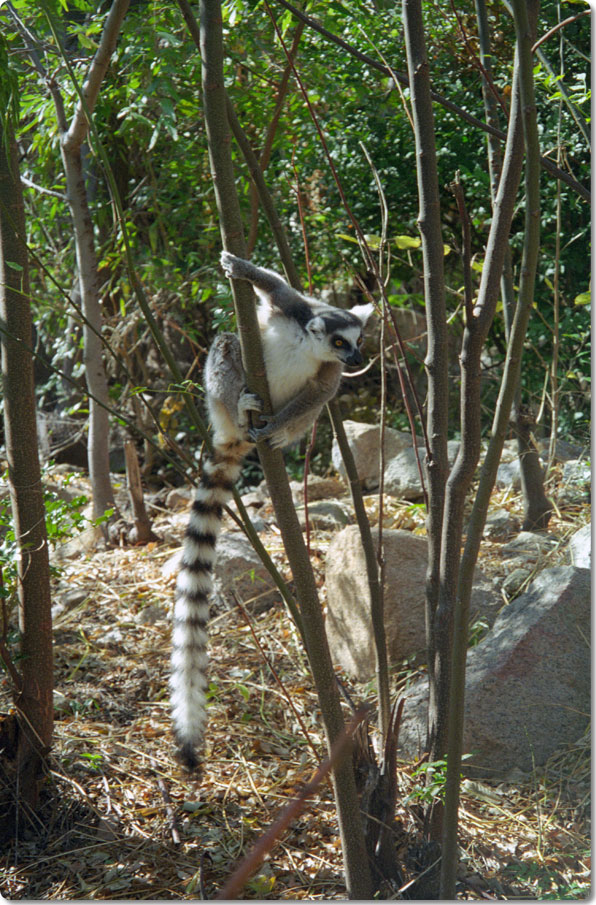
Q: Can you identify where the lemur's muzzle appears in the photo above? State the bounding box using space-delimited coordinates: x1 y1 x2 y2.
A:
344 349 363 367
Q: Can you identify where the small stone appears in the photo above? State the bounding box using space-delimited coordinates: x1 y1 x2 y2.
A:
297 500 352 530
483 508 520 541
165 487 193 509
502 568 532 598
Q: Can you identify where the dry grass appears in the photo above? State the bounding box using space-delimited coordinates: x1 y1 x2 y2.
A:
0 468 590 899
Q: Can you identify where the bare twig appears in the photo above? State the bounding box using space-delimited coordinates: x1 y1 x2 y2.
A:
532 10 590 52
215 709 368 900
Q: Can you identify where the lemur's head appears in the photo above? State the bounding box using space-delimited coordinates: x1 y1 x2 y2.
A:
306 303 374 366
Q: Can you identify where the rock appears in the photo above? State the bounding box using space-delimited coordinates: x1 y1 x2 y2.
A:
52 525 104 561
568 523 591 569
297 500 352 530
562 459 591 489
97 627 124 646
398 566 591 778
496 459 521 490
325 527 500 681
384 440 460 501
165 487 193 509
500 439 519 463
483 508 520 540
331 421 418 490
559 459 591 505
536 438 584 463
51 587 89 621
212 531 277 612
134 604 167 625
383 447 426 500
289 475 346 504
501 530 558 562
502 567 532 598
53 690 71 715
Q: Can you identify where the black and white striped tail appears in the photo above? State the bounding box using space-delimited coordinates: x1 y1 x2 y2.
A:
170 450 243 770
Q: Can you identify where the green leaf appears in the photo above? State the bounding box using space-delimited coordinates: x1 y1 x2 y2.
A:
574 290 591 306
393 234 421 250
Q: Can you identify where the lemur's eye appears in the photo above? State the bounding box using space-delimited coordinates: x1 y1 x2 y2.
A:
334 338 344 348
357 336 363 346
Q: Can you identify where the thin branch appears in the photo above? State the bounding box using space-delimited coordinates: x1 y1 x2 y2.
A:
532 10 590 52
448 0 509 119
272 0 590 201
440 0 543 895
450 172 473 324
196 1 372 895
247 21 305 253
63 0 131 151
215 709 368 901
19 175 66 200
263 0 430 481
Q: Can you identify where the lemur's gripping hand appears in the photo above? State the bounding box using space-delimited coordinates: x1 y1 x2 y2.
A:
237 389 263 433
221 251 251 281
238 389 263 417
248 416 290 450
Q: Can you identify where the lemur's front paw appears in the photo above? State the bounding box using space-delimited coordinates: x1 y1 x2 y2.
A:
248 418 288 449
247 415 275 443
238 389 263 416
220 251 243 279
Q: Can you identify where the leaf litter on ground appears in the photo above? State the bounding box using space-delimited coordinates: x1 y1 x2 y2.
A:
0 466 590 899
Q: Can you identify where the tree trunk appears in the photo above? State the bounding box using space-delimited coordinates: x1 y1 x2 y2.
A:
475 0 552 533
440 0 542 895
193 0 373 896
61 141 116 521
49 0 131 524
401 0 449 838
0 119 53 812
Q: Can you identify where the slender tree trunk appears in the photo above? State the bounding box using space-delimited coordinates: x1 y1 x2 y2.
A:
0 119 53 811
440 0 542 895
194 0 372 896
401 0 449 822
60 142 115 520
475 0 552 532
48 0 130 523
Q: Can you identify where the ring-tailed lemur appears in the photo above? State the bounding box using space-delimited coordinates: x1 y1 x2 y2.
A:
170 251 373 769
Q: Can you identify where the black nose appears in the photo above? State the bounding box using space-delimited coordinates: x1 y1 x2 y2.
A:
345 349 363 367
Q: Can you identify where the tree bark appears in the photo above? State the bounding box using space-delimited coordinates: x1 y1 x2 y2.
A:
195 0 372 896
0 118 53 811
49 0 130 522
402 0 449 809
440 0 542 895
475 0 552 533
60 140 116 521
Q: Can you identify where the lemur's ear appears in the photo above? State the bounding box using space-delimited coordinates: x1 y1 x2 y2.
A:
350 302 375 325
306 316 326 337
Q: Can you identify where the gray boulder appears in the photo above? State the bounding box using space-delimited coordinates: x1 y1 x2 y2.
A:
325 527 500 681
398 566 590 778
212 532 277 612
384 447 427 500
562 459 591 489
331 421 418 490
568 523 591 569
383 440 460 501
297 500 352 531
496 459 522 490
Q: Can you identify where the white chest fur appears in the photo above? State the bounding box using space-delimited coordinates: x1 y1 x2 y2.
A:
260 320 319 411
